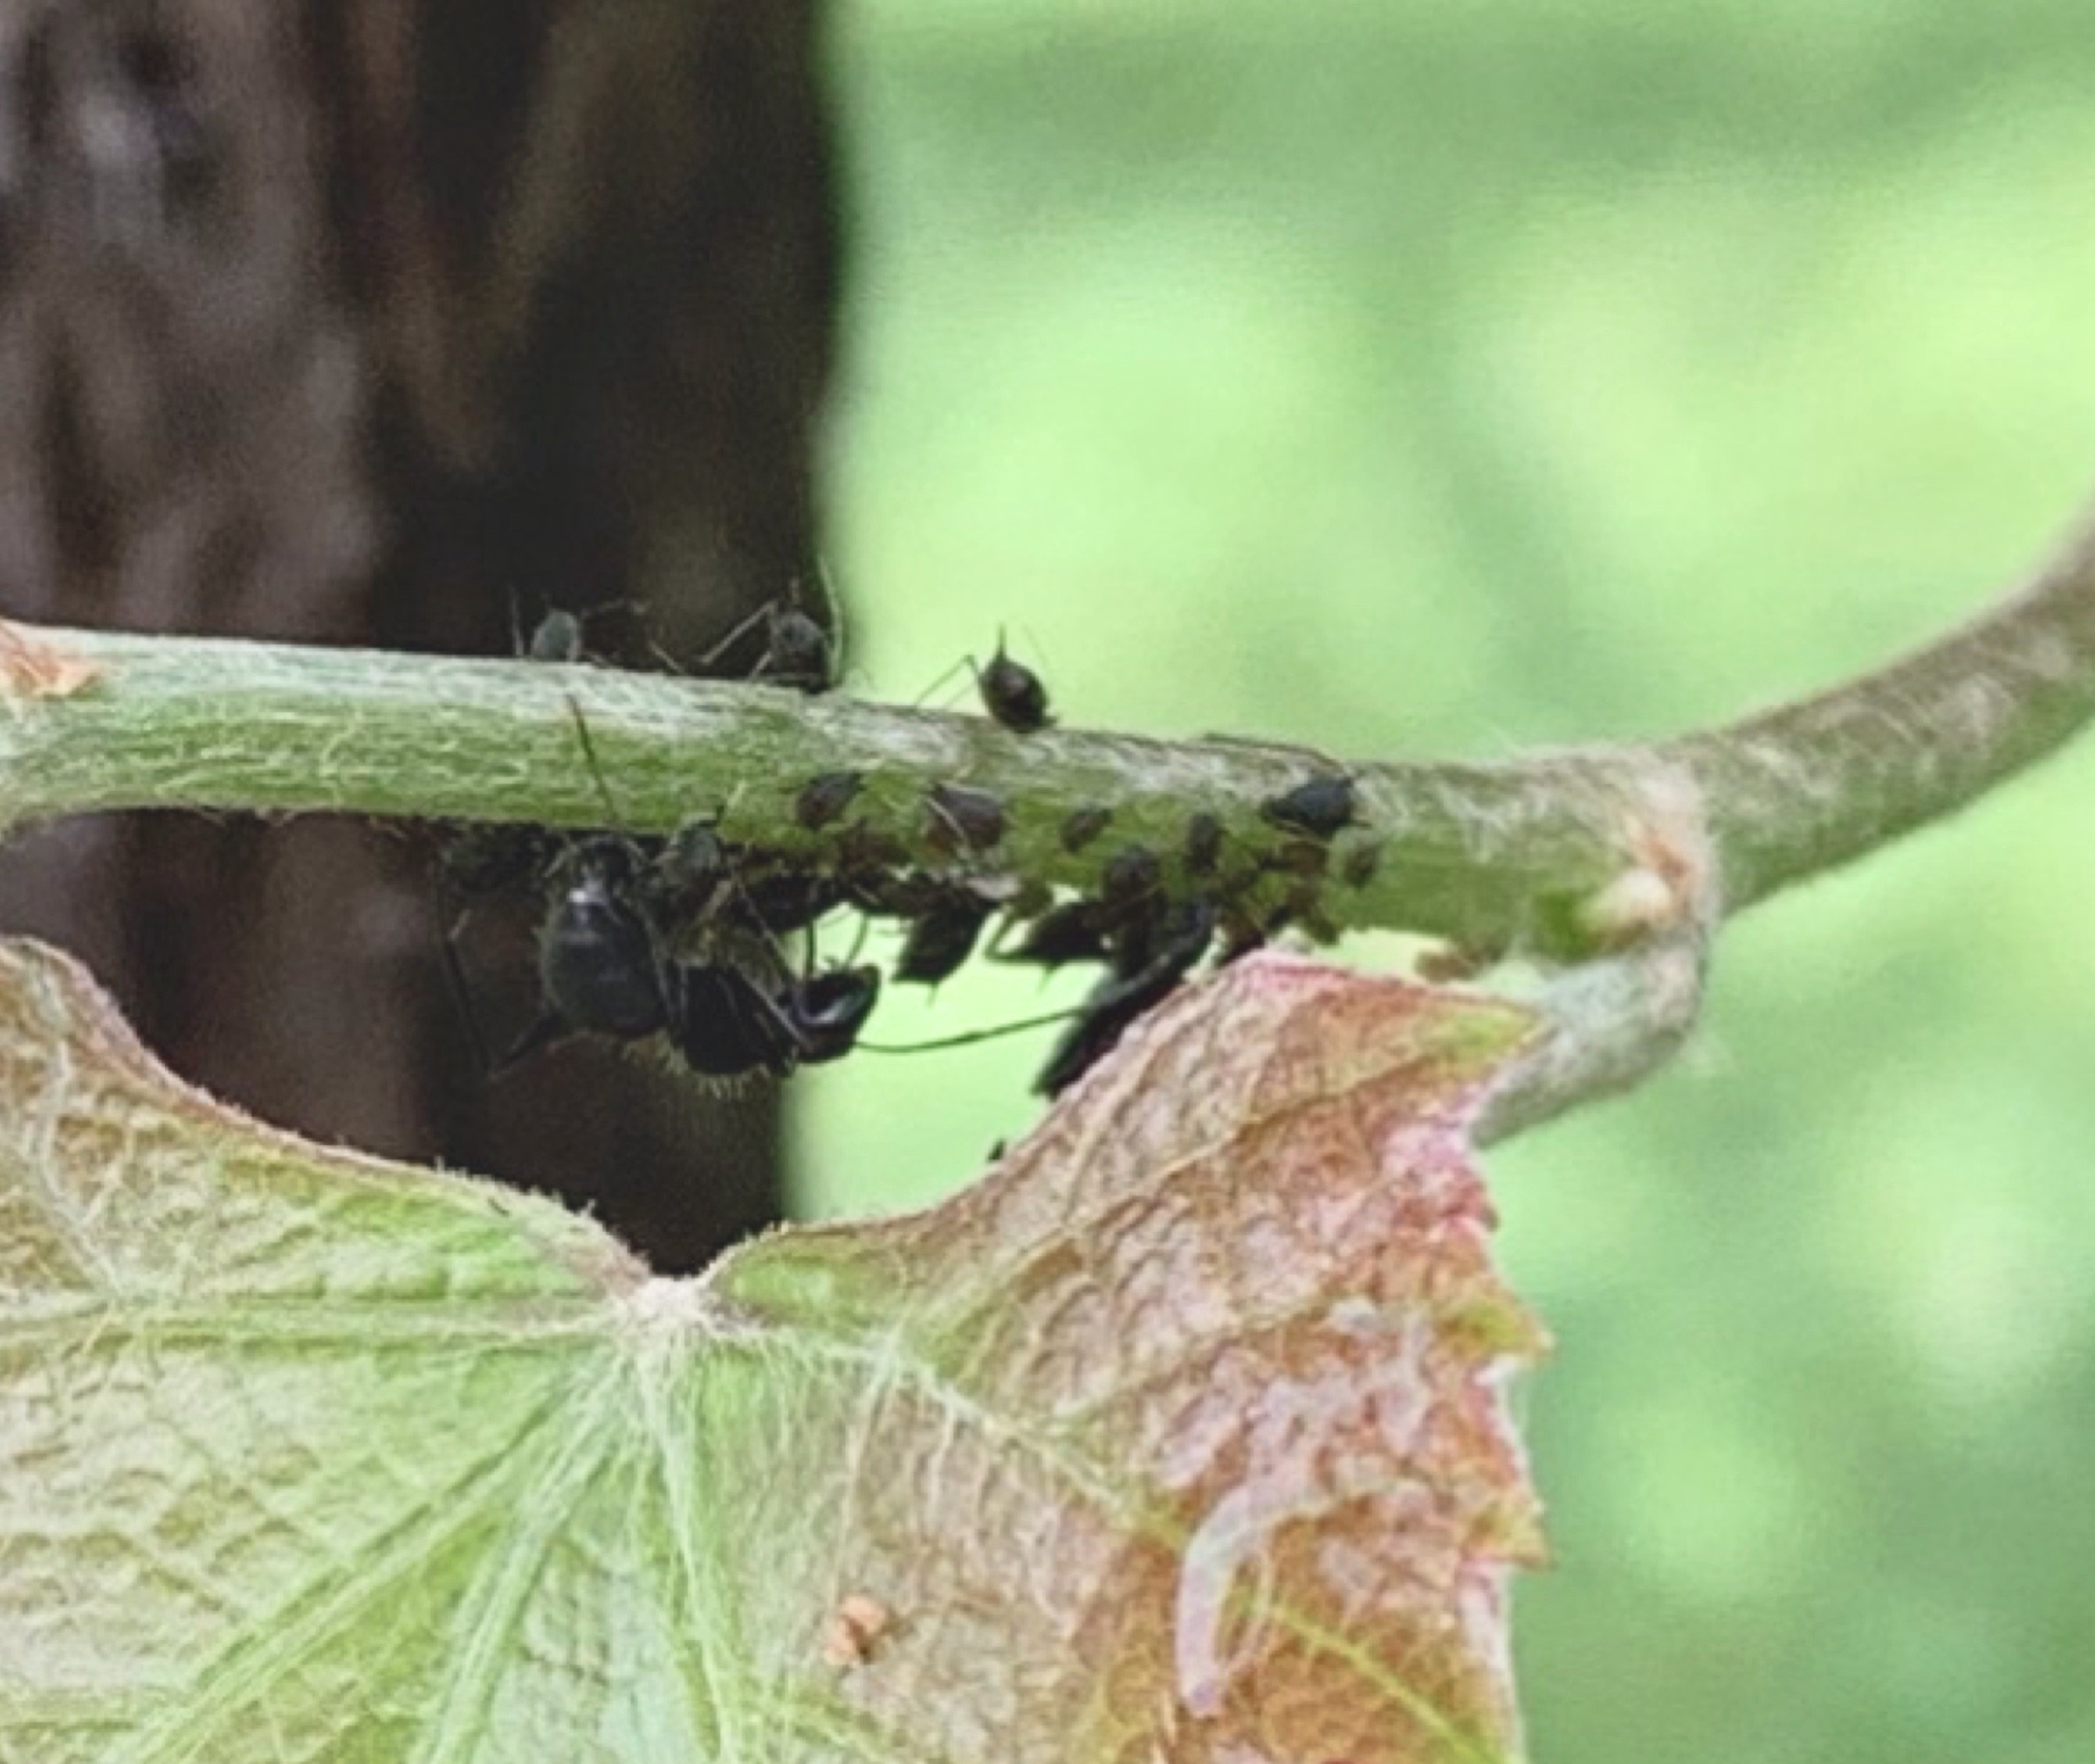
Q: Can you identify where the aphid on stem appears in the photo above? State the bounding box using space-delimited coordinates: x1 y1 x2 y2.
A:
997 899 1109 971
698 580 839 694
924 783 1006 856
973 632 1052 733
1035 897 1217 1095
795 771 864 832
1259 772 1358 841
1182 812 1224 877
1336 836 1381 889
1060 805 1113 854
895 892 995 985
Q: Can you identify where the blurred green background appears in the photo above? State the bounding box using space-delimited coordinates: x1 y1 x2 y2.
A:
803 3 2095 1759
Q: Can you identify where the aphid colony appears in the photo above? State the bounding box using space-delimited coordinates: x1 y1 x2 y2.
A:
439 607 1373 1096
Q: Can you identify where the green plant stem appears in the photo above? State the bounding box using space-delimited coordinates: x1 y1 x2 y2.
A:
0 628 1645 956
1669 504 2095 909
3 496 2093 977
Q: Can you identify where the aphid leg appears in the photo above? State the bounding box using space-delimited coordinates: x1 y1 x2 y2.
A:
695 600 774 671
859 1004 1086 1055
493 1006 571 1077
433 875 498 1078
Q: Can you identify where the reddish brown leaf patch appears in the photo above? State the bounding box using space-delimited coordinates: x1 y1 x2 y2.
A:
723 952 1549 1763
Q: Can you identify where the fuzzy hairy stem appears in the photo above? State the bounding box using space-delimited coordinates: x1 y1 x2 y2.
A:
1478 934 1710 1145
0 625 1659 957
3 497 2094 1137
1671 504 2095 909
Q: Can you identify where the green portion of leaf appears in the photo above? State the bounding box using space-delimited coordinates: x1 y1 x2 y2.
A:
0 937 1544 1763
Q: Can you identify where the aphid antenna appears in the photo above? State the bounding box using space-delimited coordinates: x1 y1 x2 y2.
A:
504 584 528 657
431 878 498 1078
560 694 627 829
924 793 967 851
1010 618 1055 672
696 599 778 671
803 559 851 675
908 654 974 711
964 626 1007 688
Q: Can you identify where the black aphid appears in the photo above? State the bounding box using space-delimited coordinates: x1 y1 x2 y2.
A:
527 608 586 663
1278 882 1340 944
896 895 994 985
1266 839 1329 878
976 639 1052 733
1060 805 1113 854
785 965 883 1064
1337 839 1381 889
1107 898 1171 981
1099 844 1163 910
760 604 834 692
1216 908 1269 966
835 820 911 878
1182 812 1224 877
734 869 846 937
1259 772 1358 841
646 820 733 930
503 838 679 1067
702 593 835 693
998 900 1109 971
672 963 795 1078
658 819 730 890
850 867 946 921
796 771 864 831
1035 898 1216 1096
925 783 1006 855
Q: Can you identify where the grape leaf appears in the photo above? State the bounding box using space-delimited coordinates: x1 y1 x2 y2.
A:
0 937 1547 1763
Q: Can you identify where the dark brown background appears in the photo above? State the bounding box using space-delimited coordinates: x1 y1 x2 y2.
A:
0 0 841 1271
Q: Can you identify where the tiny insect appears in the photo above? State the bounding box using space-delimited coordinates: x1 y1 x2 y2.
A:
1060 805 1113 854
835 820 911 882
503 838 681 1068
896 894 995 985
1336 837 1381 889
438 820 554 903
1259 772 1358 841
759 603 834 691
732 868 848 938
1036 898 1216 1095
786 966 884 1064
1099 844 1163 911
527 607 587 663
925 782 1006 855
699 589 837 693
673 961 796 1079
974 635 1052 733
1181 812 1224 877
795 771 864 831
1265 838 1329 878
997 899 1109 971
